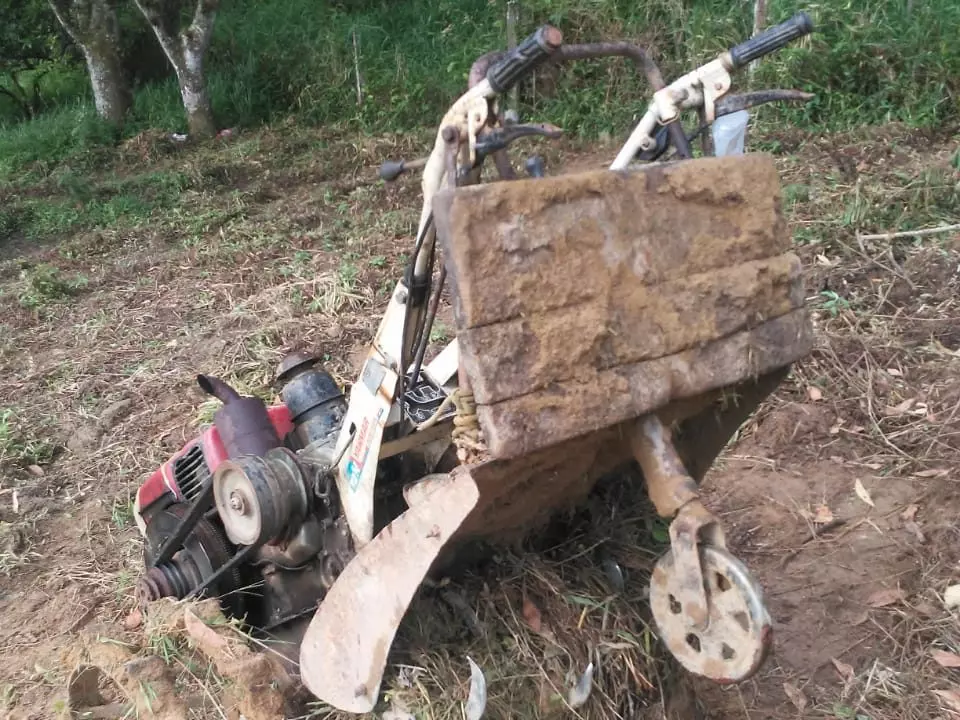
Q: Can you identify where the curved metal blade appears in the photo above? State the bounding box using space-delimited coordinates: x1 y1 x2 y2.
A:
299 470 479 713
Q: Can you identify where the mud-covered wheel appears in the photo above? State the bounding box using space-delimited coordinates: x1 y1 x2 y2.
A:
649 544 772 683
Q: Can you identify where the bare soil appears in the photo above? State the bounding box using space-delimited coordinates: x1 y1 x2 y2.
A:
0 123 958 719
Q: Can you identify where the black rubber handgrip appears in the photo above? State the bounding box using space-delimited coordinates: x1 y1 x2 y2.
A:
486 25 563 94
379 160 406 182
728 12 814 69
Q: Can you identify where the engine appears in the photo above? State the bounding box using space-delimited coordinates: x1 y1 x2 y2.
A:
133 352 356 634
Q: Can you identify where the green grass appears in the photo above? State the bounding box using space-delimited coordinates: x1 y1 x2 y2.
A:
2 166 194 241
0 407 57 466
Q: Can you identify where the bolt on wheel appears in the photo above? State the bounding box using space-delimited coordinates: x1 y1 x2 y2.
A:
649 544 771 683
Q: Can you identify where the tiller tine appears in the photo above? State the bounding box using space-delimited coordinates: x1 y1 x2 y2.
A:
299 470 479 713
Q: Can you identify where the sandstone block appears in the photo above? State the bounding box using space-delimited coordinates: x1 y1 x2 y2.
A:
477 308 813 459
433 154 789 330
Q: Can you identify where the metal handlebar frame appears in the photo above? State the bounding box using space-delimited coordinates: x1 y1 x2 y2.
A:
397 15 814 395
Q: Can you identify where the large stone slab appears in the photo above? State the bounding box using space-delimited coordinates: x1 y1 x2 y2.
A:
433 154 790 330
477 308 813 459
458 252 804 404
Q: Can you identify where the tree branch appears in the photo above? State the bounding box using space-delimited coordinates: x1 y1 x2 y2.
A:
188 0 218 52
133 0 184 66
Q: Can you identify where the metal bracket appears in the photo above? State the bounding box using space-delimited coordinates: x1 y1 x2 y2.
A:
630 414 726 630
465 96 490 167
665 499 726 630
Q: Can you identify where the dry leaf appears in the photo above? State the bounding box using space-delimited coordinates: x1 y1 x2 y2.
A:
522 597 543 634
884 397 915 415
567 663 594 709
465 657 487 720
814 504 835 524
807 386 823 401
854 479 875 508
850 611 870 626
913 468 950 478
831 658 855 684
904 521 926 543
867 587 905 608
933 650 960 668
27 465 44 477
945 585 960 611
782 682 807 712
900 504 919 521
886 367 903 377
934 688 960 713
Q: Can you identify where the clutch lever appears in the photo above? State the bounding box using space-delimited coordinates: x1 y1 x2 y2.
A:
473 123 563 163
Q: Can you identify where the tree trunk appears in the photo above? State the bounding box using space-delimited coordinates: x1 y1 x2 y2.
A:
47 0 131 125
134 0 219 139
177 47 216 137
82 40 131 126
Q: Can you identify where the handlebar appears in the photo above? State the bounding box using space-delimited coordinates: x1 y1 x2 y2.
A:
486 25 563 93
727 12 814 69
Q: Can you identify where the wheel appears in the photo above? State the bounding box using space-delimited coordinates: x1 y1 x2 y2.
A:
649 544 771 683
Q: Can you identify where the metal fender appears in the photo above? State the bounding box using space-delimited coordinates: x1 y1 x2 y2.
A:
299 470 479 713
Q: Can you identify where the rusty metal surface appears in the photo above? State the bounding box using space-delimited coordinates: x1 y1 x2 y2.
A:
631 414 700 518
299 470 480 713
435 154 793 330
458 253 803 405
664 500 726 630
673 368 789 483
650 544 772 683
197 374 282 458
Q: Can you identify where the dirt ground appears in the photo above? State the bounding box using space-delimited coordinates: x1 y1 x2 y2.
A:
0 122 958 720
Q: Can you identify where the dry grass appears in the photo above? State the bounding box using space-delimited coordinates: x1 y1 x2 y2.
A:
0 122 957 719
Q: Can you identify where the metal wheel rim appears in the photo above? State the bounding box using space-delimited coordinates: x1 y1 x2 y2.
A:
649 544 772 682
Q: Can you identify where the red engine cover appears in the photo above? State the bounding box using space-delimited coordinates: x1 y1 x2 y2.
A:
134 404 294 533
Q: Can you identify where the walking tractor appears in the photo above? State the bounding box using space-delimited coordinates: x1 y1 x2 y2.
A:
133 13 817 713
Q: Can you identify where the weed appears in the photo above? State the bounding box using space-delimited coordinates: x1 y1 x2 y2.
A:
16 263 88 308
819 290 851 317
338 258 358 290
0 408 56 466
429 320 449 344
111 497 135 529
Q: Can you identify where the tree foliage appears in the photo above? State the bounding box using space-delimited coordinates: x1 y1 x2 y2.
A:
0 0 65 117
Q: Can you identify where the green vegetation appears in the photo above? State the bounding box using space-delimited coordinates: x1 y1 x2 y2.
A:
5 1 960 151
1 0 957 245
